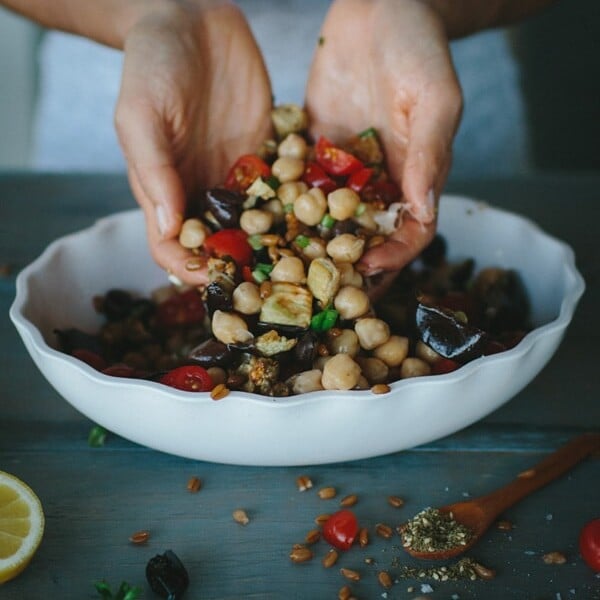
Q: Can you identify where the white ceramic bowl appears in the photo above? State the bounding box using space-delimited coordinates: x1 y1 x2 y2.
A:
10 196 585 466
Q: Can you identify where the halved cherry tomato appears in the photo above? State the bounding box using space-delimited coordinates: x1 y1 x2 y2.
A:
315 136 363 176
322 509 359 551
72 348 108 372
347 167 374 193
159 365 213 392
224 154 271 192
302 161 337 194
580 518 600 572
204 229 253 267
157 288 205 328
361 180 401 206
431 358 460 375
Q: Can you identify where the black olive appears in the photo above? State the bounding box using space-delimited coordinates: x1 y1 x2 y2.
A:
205 281 233 316
188 337 235 367
54 328 103 355
330 219 358 236
101 289 134 321
204 188 245 228
146 550 189 600
473 268 530 334
415 301 488 363
293 330 319 370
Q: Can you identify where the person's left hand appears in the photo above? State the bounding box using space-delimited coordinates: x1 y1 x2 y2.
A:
305 0 463 297
115 2 273 286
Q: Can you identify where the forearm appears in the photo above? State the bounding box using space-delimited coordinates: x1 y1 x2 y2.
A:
0 0 225 48
423 0 559 38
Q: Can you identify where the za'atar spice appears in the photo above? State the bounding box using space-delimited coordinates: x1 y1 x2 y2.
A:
400 507 473 553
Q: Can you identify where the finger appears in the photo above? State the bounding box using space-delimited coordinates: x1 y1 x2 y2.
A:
396 77 462 224
359 216 436 275
115 102 186 239
128 166 209 287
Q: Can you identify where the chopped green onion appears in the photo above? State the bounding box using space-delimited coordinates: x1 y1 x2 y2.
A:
294 235 310 248
283 202 294 214
94 580 142 600
355 203 367 217
255 262 274 274
310 306 339 332
88 425 107 448
247 234 264 251
320 214 335 229
252 269 269 284
359 126 378 139
265 175 281 190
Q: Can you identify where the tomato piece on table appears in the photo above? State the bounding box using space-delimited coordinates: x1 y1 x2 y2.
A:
322 509 359 551
347 167 374 193
157 288 205 328
580 518 600 572
159 365 214 392
224 154 271 193
302 161 338 194
315 136 363 176
361 180 401 206
431 358 460 375
71 348 108 372
204 229 253 267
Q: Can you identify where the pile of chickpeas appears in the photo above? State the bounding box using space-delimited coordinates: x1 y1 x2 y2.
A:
170 118 457 396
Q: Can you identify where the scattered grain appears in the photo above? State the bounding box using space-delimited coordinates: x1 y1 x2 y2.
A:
296 475 313 491
496 519 514 531
371 383 391 394
129 530 150 544
305 529 321 545
340 494 358 507
289 545 313 563
187 476 202 493
340 567 361 582
542 551 567 565
378 570 393 589
338 585 352 600
388 495 405 508
318 486 337 500
322 548 339 568
315 513 331 526
375 523 394 539
210 383 230 400
233 509 250 525
358 527 369 547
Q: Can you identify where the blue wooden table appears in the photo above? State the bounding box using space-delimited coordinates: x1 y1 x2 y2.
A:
1 173 599 599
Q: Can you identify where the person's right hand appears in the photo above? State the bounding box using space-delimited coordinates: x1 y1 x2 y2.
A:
115 1 273 286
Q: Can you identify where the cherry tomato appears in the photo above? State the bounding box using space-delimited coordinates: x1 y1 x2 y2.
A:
71 348 107 371
241 264 255 283
361 180 401 206
431 358 460 375
315 136 363 176
156 288 205 328
159 365 213 392
302 161 337 194
102 364 139 378
322 509 359 551
347 167 374 193
579 518 600 572
224 154 270 192
204 229 253 267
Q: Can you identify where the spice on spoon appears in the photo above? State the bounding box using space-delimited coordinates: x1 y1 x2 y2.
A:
399 507 474 553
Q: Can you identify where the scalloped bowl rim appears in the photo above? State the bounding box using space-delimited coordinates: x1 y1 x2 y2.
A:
9 195 585 464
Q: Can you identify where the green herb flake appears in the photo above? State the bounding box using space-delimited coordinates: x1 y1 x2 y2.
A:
255 262 274 275
265 174 281 190
247 234 264 251
88 425 107 448
358 126 378 139
283 202 294 214
355 203 367 217
294 235 310 249
94 581 142 600
320 214 335 229
318 36 325 46
310 306 339 332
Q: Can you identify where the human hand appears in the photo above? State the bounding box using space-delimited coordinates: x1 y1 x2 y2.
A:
115 1 272 286
305 0 462 290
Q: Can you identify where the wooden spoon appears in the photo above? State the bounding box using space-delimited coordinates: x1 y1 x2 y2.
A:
400 432 600 561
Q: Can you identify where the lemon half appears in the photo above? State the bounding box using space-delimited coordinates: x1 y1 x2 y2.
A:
0 471 45 584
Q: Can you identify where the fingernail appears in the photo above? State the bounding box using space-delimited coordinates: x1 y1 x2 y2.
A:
156 204 168 237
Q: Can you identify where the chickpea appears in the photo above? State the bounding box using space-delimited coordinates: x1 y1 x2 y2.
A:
277 133 308 160
178 218 208 249
355 356 389 384
277 181 308 206
262 198 285 224
327 328 360 357
289 369 324 394
211 310 253 345
272 156 305 183
313 355 332 371
206 367 227 386
353 205 377 231
301 237 327 261
270 256 306 284
373 335 410 367
239 209 273 235
294 188 327 226
400 357 432 379
415 340 442 364
355 375 370 390
337 262 363 288
321 354 362 391
326 234 365 264
334 286 370 320
327 187 361 221
354 318 390 350
232 282 263 315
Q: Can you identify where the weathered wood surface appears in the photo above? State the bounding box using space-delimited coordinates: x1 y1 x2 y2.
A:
1 174 599 599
